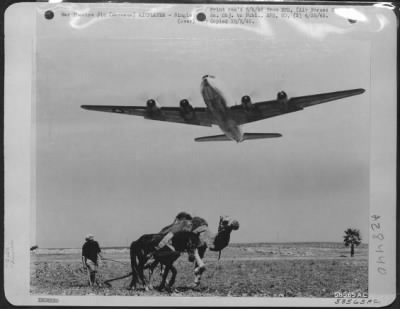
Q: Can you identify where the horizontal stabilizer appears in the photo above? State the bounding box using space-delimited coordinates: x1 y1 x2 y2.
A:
195 134 232 142
194 133 282 142
243 133 282 140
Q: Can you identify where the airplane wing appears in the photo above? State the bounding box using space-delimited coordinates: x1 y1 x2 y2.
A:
230 88 365 125
81 104 213 127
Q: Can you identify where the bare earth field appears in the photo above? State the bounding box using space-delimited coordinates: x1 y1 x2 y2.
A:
31 243 368 297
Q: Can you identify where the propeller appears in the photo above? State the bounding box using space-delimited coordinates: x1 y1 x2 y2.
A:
235 78 287 104
171 89 200 107
234 83 265 105
132 92 171 106
133 87 200 107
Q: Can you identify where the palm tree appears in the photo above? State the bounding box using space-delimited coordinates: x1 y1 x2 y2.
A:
343 228 362 257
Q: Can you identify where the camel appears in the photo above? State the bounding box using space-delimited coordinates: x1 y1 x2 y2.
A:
190 215 240 285
104 231 201 291
151 215 240 286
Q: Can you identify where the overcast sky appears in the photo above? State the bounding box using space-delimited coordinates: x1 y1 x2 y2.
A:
34 4 372 248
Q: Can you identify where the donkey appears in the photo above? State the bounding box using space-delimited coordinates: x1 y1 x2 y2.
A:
104 231 201 291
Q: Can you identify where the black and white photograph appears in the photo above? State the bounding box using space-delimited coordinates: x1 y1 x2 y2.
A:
4 2 397 307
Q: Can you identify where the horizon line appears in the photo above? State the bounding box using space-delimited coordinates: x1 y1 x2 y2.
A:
34 241 369 250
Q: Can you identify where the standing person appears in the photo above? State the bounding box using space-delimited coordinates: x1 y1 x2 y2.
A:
82 234 102 286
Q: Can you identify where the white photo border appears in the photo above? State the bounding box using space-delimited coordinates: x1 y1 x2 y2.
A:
4 2 397 307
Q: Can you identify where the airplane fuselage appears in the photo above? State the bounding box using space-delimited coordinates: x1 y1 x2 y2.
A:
200 75 243 142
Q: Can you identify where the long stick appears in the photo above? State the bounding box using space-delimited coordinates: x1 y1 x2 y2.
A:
102 257 129 265
103 272 133 287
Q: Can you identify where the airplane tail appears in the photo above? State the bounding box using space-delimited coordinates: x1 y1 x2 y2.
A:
242 133 282 140
195 134 231 142
194 133 282 142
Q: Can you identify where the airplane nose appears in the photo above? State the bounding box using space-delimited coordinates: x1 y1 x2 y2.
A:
201 77 209 86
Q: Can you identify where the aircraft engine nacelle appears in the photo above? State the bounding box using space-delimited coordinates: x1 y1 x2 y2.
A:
277 91 288 111
146 99 160 113
180 99 195 119
241 95 254 111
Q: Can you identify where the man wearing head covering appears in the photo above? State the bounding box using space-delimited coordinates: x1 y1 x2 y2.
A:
82 234 102 286
145 212 193 264
157 211 193 250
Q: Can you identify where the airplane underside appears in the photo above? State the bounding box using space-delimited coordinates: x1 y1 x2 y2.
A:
81 75 365 143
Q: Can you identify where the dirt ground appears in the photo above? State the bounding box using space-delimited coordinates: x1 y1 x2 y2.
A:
30 243 368 297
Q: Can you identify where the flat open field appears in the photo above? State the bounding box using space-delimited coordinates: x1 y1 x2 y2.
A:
31 243 368 297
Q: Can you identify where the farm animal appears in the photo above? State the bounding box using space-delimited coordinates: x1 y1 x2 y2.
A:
150 215 240 286
104 231 201 291
191 215 240 285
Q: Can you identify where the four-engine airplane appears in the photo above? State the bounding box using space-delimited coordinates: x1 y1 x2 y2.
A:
81 75 365 142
